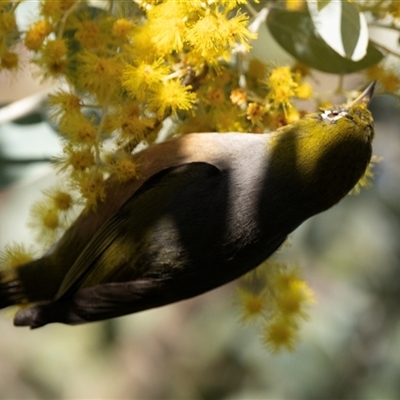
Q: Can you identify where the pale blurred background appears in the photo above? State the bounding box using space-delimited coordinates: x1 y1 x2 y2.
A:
1 11 400 400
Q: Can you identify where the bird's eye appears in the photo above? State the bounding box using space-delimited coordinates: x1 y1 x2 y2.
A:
326 111 338 118
320 109 347 122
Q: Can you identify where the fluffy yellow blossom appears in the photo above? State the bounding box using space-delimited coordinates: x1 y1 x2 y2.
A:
77 52 123 101
128 25 157 59
214 0 248 6
206 87 226 106
0 10 16 35
186 14 222 58
110 104 156 140
389 0 400 20
28 200 65 247
24 20 53 51
146 2 187 55
223 12 257 50
381 69 400 93
318 100 333 110
272 267 301 292
0 243 34 270
186 14 226 58
268 66 298 110
44 39 67 60
49 91 82 123
285 108 301 124
366 64 385 81
32 203 59 230
44 187 75 211
267 97 290 117
237 260 315 352
149 80 196 117
113 157 140 182
263 319 298 352
75 20 102 49
295 82 313 99
112 18 134 37
0 50 18 70
60 114 98 147
78 171 106 208
276 280 315 318
40 39 68 75
187 11 255 60
122 59 170 99
286 0 305 11
237 288 266 324
247 102 265 124
263 111 286 130
230 88 247 106
40 0 76 19
365 64 400 93
350 155 382 195
213 107 245 132
58 148 96 172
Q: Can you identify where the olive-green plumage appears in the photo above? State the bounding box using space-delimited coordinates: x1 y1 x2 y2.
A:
0 83 375 328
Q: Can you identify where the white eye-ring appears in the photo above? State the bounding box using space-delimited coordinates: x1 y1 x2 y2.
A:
320 109 348 122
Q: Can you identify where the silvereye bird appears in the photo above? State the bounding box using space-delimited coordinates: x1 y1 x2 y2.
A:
0 82 375 328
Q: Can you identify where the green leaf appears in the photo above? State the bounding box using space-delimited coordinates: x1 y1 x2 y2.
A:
266 8 383 74
341 0 361 59
307 0 368 61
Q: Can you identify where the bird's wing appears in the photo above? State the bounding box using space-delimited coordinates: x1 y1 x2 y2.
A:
53 213 129 301
64 132 258 248
54 162 223 301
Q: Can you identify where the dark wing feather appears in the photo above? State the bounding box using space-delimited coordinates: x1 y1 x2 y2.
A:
54 162 222 301
54 214 129 300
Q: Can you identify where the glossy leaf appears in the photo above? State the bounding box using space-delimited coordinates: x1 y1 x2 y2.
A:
308 0 368 61
341 0 363 59
266 8 383 74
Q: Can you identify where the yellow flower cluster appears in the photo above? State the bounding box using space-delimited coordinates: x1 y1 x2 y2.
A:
237 260 315 352
28 188 75 249
12 0 260 216
366 63 400 94
0 0 318 227
0 2 19 71
179 60 313 134
0 243 34 271
350 155 382 195
266 65 313 114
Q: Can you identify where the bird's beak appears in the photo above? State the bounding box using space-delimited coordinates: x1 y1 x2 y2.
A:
349 81 376 107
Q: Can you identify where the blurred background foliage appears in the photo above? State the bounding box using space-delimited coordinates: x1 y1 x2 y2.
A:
1 0 400 399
